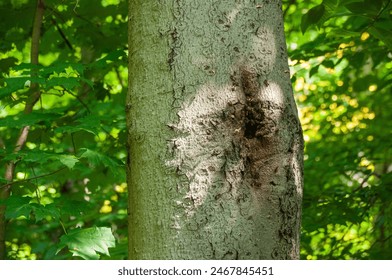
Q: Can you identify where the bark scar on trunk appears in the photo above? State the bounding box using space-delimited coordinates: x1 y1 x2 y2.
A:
239 66 279 140
223 66 283 191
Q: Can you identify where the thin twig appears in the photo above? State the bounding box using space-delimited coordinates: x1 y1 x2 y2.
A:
0 167 67 190
64 89 91 113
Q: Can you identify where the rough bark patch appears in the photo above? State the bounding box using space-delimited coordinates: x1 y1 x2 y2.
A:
166 62 302 258
166 64 288 212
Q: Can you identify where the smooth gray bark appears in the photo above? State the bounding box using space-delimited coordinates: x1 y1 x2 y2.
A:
127 0 303 259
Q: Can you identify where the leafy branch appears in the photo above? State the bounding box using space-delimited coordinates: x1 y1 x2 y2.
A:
0 0 46 260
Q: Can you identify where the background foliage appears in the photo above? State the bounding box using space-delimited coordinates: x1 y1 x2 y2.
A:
285 0 392 259
0 0 391 259
0 0 128 259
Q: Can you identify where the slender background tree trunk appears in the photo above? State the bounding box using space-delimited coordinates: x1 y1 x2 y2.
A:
0 0 44 260
127 0 303 259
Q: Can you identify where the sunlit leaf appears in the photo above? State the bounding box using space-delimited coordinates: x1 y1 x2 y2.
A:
57 227 115 260
58 155 79 169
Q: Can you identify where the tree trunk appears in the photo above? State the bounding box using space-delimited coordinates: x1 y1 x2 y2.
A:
0 0 44 260
127 0 303 259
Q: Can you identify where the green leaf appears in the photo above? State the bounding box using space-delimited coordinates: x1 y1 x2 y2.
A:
46 77 80 90
30 203 61 222
339 0 363 4
55 125 97 135
0 57 18 73
58 155 79 169
39 62 85 77
301 4 326 33
319 0 339 26
3 196 32 219
55 199 91 217
55 114 103 135
364 0 383 14
57 227 115 260
345 1 367 14
322 60 335 68
326 28 361 38
310 65 320 77
369 26 392 50
0 76 46 98
4 149 79 170
90 49 126 69
0 112 61 128
79 148 122 175
0 77 29 99
17 150 55 164
12 63 40 73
